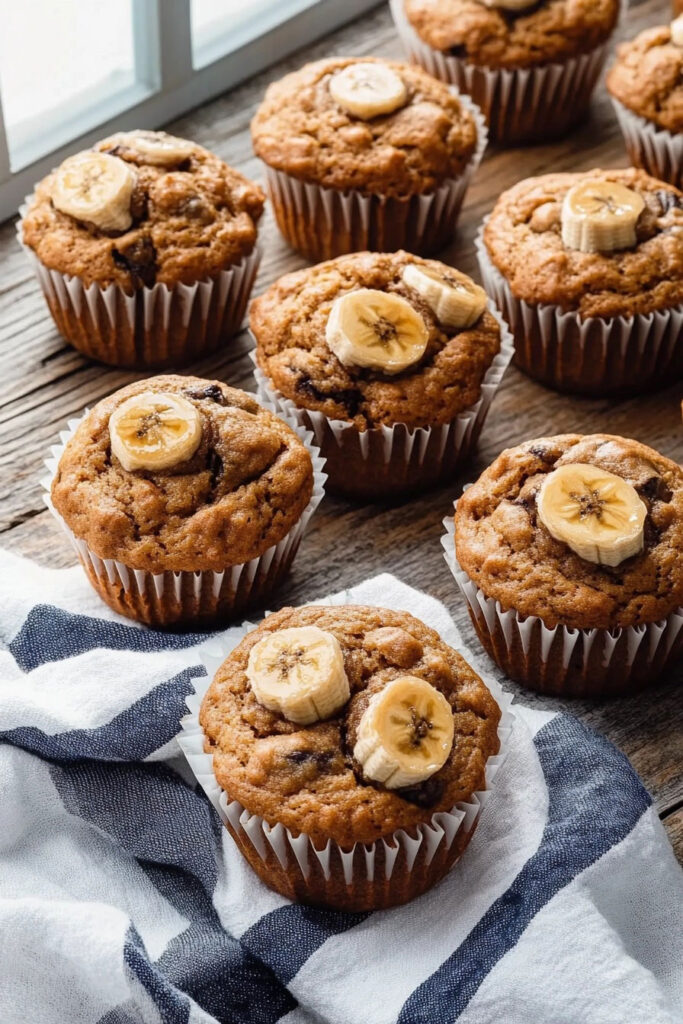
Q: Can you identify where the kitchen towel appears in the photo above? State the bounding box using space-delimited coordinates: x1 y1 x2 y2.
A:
0 548 681 1024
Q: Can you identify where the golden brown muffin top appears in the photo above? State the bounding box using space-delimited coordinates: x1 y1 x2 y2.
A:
251 250 501 430
22 133 264 291
455 434 683 630
607 25 683 133
483 168 683 318
250 57 477 197
200 604 501 847
51 375 313 573
404 0 619 70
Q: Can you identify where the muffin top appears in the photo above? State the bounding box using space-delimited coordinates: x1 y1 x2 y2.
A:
200 604 501 847
251 250 501 430
51 375 314 573
607 23 683 133
403 0 619 70
250 57 477 197
22 130 264 291
455 434 683 630
483 168 683 318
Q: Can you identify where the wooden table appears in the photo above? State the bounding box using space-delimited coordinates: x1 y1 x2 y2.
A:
0 0 680 858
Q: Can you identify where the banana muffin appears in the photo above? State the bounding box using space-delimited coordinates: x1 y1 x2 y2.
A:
21 130 265 367
48 374 320 627
198 603 502 910
478 167 683 394
250 57 483 260
250 249 512 499
607 19 683 189
391 0 620 144
449 434 683 696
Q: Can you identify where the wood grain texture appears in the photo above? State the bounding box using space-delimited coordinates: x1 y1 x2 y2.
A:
0 0 680 859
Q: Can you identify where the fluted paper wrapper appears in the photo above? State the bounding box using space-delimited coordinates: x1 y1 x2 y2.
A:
390 0 614 145
18 201 260 369
262 91 487 262
475 221 683 396
176 601 514 912
611 97 683 191
250 306 513 500
41 404 326 628
442 504 683 698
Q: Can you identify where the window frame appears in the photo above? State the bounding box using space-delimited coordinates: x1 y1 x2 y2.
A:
0 0 379 222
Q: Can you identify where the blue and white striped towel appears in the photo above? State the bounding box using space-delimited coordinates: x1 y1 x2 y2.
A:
0 547 681 1024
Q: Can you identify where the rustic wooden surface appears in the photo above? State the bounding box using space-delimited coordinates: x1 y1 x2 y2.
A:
0 0 681 859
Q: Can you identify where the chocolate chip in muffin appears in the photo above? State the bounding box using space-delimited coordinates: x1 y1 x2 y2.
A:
396 775 445 809
185 383 227 405
112 236 158 288
296 373 362 418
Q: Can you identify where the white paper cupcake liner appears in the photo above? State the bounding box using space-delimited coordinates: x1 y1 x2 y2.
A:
442 501 683 698
176 595 514 909
262 90 487 261
390 0 615 145
475 219 683 396
41 399 327 628
17 200 261 369
611 97 683 191
249 303 513 500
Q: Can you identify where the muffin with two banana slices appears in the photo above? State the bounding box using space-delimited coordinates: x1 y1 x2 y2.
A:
444 434 683 697
191 604 504 911
250 250 513 499
607 17 683 190
20 130 264 367
478 168 683 395
251 56 485 261
390 0 620 144
46 375 324 627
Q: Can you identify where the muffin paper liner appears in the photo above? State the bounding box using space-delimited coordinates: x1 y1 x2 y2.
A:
611 97 683 191
41 402 326 628
249 305 513 500
176 597 514 911
475 220 683 396
17 201 261 369
442 503 683 698
390 0 615 145
262 91 487 262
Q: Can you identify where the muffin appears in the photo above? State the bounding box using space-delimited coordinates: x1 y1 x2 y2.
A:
192 604 504 911
45 375 324 627
478 168 683 395
250 57 485 261
391 0 620 145
607 20 683 190
250 250 513 499
444 434 683 697
20 130 264 368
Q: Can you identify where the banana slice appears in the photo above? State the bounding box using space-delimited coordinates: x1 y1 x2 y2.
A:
329 63 408 120
561 180 645 253
246 626 350 725
101 129 195 166
51 152 136 232
402 264 487 329
353 676 454 789
536 463 647 567
109 391 203 472
326 289 429 374
671 15 683 46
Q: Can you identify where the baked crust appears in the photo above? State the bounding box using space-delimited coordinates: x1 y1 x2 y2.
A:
251 250 501 430
250 57 477 197
607 25 683 134
22 137 264 291
199 604 501 847
51 375 313 572
454 434 683 630
483 168 683 318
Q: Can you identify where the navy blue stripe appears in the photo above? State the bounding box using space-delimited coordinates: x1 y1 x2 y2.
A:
9 604 208 673
124 925 190 1024
398 715 652 1024
1 667 203 761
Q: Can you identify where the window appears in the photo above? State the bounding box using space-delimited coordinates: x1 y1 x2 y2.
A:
0 0 378 222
